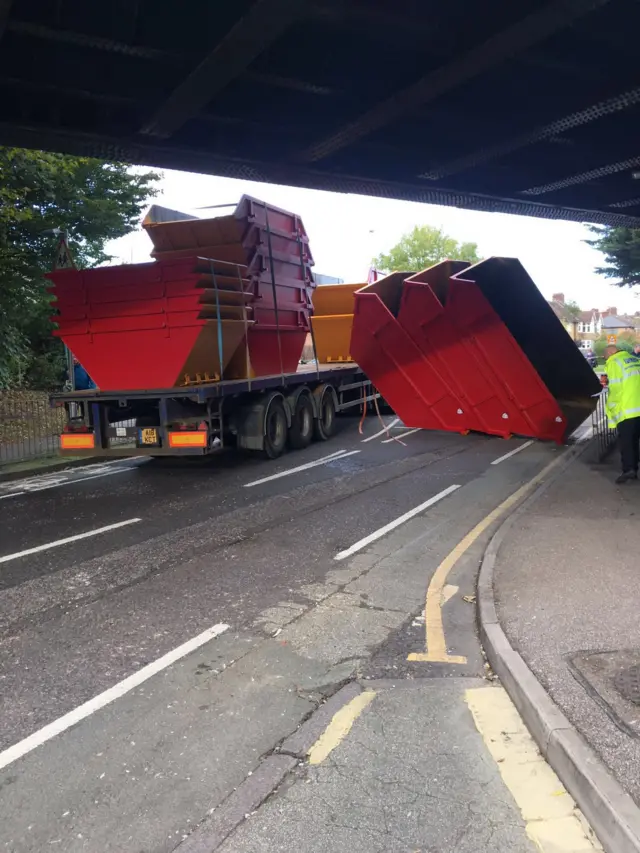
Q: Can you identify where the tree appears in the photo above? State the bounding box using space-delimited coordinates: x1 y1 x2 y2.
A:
0 148 160 388
594 332 635 357
586 226 640 287
564 300 582 319
373 225 481 273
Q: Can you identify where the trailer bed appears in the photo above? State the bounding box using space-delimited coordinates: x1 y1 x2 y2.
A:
52 363 376 459
51 363 364 404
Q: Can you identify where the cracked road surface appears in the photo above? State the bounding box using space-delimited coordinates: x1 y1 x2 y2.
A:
0 418 595 851
213 681 599 853
217 680 535 853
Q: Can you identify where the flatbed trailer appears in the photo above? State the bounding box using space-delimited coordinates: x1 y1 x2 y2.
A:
51 364 378 459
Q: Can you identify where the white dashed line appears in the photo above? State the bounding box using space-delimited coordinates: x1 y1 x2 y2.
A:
0 518 142 564
244 450 360 487
0 623 230 771
490 441 534 465
335 485 461 561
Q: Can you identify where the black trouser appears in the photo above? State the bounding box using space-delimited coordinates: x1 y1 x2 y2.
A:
617 416 640 473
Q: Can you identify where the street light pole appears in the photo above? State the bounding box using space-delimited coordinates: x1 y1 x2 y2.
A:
367 229 378 283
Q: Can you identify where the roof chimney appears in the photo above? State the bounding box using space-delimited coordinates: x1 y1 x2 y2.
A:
552 293 565 304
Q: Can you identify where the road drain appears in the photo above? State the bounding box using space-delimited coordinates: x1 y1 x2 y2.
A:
614 664 640 705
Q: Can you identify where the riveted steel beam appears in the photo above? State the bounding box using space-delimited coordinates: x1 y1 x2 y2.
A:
609 196 640 209
6 20 334 99
8 19 181 61
2 119 639 227
420 85 640 181
521 154 640 196
140 0 310 138
300 0 613 163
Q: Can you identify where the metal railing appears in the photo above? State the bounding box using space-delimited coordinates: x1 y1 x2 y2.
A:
591 389 617 460
0 390 66 465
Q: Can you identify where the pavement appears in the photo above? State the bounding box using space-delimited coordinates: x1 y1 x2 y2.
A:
488 441 640 851
0 415 602 853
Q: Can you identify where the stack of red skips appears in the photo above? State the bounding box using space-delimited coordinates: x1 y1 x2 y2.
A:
47 257 253 391
142 196 314 379
350 258 600 443
46 197 316 391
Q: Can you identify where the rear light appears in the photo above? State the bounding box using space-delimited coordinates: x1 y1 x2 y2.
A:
168 431 207 448
61 433 95 450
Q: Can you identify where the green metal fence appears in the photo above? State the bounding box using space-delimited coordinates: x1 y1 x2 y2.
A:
0 389 65 465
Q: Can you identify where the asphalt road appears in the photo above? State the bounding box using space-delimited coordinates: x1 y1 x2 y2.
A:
0 417 578 852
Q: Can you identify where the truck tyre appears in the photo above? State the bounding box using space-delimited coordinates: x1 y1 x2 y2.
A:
288 392 314 450
313 387 337 441
263 398 288 459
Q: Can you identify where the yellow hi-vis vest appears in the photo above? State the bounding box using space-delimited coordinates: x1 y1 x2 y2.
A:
605 351 640 427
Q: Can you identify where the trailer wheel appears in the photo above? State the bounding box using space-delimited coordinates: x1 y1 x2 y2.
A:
314 388 337 441
288 393 314 450
263 398 288 459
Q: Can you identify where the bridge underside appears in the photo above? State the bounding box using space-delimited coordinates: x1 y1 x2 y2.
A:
1 0 639 225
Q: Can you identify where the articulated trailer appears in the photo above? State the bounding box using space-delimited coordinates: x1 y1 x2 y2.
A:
52 364 378 459
46 197 600 460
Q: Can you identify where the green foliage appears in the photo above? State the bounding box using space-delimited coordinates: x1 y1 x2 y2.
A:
373 225 481 273
0 148 160 389
594 332 636 357
586 226 640 287
564 300 581 319
593 336 608 358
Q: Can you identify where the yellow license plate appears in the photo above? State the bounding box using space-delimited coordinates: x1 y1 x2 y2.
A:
141 428 158 445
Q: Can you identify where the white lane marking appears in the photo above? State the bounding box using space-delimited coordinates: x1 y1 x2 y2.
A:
71 458 137 471
335 484 461 561
29 467 133 492
361 417 400 443
0 623 230 771
0 467 135 500
0 459 139 495
382 427 421 444
490 440 534 466
0 474 65 493
0 518 141 564
244 450 360 488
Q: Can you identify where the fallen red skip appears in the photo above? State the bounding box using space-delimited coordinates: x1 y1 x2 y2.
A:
350 258 601 443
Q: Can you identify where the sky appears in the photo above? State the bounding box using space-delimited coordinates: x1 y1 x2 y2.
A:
107 167 639 315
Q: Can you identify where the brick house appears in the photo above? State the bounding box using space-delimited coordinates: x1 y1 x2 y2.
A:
600 312 635 339
548 296 640 348
576 309 601 345
548 293 579 339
